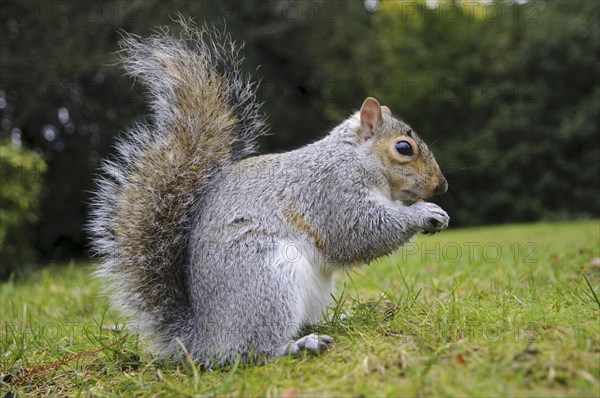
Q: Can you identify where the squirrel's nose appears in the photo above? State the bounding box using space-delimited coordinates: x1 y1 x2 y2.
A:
434 177 448 195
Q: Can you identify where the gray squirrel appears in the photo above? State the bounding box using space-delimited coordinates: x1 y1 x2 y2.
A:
89 20 449 367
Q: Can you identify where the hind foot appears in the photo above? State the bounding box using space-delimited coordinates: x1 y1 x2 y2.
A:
285 333 334 356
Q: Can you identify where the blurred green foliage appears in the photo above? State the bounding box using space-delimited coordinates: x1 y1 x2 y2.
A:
0 0 598 266
0 142 46 278
313 0 599 225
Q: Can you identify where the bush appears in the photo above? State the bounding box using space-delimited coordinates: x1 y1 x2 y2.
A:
0 141 46 279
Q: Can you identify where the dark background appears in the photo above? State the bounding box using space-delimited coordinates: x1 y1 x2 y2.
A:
1 0 599 277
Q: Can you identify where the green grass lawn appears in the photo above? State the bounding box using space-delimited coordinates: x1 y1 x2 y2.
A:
2 220 599 397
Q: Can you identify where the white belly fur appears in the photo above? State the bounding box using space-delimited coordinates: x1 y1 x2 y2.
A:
278 240 335 325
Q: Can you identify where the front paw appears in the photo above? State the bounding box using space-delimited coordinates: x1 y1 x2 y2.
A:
412 202 450 234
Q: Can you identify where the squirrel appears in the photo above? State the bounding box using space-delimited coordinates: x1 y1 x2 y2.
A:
88 20 449 367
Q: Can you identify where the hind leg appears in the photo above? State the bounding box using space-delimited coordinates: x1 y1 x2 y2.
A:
282 333 334 356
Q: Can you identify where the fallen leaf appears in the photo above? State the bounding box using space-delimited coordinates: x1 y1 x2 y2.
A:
281 387 298 398
454 353 467 368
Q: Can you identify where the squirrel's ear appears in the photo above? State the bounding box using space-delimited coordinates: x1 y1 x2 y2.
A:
381 105 392 116
359 97 383 140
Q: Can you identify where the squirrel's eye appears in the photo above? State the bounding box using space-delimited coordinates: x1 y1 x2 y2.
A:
395 140 413 156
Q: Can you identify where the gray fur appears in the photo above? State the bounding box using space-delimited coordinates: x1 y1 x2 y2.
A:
89 20 449 367
185 115 448 365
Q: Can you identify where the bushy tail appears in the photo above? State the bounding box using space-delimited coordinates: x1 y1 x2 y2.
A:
88 18 266 358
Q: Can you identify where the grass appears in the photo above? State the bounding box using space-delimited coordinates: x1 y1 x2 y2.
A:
1 220 599 397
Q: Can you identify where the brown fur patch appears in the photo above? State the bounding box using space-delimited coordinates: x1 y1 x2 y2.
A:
282 205 326 251
371 131 443 200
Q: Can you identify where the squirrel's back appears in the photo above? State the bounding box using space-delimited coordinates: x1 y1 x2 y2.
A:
88 19 266 358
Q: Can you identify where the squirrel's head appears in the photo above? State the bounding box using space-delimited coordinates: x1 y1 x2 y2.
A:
358 97 447 202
